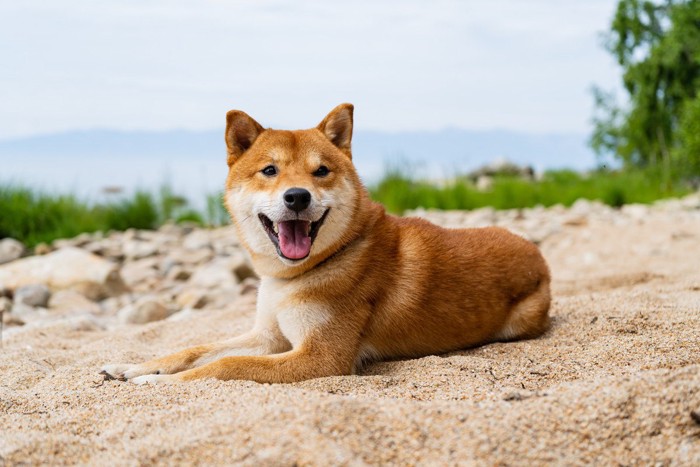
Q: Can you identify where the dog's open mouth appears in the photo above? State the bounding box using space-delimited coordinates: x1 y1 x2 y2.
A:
258 210 330 260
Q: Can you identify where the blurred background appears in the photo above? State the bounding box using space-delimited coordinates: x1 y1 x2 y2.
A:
1 0 699 246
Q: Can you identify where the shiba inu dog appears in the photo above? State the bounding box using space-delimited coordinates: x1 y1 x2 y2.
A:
101 104 551 384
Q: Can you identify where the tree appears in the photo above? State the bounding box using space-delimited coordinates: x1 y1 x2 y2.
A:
591 0 700 179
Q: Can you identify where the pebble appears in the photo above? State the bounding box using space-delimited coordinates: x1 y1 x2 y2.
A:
14 284 51 308
49 290 101 315
0 238 24 264
118 298 170 324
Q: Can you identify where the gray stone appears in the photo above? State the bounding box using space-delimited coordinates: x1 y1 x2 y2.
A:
0 238 24 265
14 284 51 308
118 298 169 324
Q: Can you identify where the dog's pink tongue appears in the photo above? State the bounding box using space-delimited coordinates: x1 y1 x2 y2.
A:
278 220 312 259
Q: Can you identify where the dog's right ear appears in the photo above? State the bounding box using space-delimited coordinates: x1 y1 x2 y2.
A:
225 110 265 165
317 103 354 159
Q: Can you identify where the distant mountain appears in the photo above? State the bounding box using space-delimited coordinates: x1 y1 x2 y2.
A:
0 128 597 205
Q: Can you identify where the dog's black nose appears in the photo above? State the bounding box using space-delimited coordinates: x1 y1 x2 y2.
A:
283 188 311 212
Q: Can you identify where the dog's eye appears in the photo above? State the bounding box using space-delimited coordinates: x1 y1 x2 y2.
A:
313 165 330 177
261 165 277 177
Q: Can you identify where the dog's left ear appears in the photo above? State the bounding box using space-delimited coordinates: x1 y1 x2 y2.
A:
317 103 354 158
225 110 265 165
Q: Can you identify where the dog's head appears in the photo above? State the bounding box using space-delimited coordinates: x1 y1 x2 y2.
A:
224 104 364 276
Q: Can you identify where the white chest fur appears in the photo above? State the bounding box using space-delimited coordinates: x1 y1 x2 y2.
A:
257 277 331 348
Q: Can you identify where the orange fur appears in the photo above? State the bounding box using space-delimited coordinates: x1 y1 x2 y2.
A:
101 103 551 385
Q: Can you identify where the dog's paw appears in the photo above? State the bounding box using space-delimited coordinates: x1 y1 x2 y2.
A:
101 363 158 380
100 363 135 380
131 374 175 385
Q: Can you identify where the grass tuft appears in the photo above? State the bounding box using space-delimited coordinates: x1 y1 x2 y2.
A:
369 168 691 213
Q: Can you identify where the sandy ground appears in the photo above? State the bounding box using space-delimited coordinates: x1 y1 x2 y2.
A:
1 206 699 466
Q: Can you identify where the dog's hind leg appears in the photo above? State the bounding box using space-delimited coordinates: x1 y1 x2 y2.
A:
494 279 551 342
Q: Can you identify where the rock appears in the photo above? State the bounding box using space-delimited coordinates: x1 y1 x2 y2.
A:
467 158 535 181
464 207 496 227
175 289 208 309
0 238 24 264
476 175 493 191
187 258 240 290
69 281 110 301
2 296 24 326
123 240 159 260
120 257 160 289
198 287 241 310
570 199 594 216
14 284 51 307
166 308 198 322
48 290 101 315
240 277 259 295
166 266 191 282
621 204 649 221
100 296 130 316
0 247 127 296
34 243 52 255
0 296 12 314
118 298 169 324
158 223 188 236
65 314 106 332
229 251 257 282
163 249 214 272
10 302 48 321
183 230 212 250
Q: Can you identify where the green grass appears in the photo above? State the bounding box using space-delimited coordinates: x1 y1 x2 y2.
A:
0 185 229 248
0 168 692 248
369 168 692 213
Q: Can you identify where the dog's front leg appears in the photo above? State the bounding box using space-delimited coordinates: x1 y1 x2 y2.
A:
101 326 289 381
130 320 361 384
131 345 353 384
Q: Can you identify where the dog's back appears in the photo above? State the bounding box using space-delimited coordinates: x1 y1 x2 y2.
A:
329 207 551 362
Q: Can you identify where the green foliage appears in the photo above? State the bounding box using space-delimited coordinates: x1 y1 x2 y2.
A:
369 168 690 213
675 94 700 177
98 192 159 231
206 193 232 227
592 0 700 178
0 185 231 248
0 186 113 246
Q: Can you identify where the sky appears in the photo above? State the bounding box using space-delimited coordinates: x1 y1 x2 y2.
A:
0 0 622 141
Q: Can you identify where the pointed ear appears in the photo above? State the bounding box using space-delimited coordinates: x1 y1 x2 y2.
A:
317 103 354 157
225 110 265 164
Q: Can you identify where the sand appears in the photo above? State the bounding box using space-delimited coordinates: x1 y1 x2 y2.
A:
1 203 700 466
